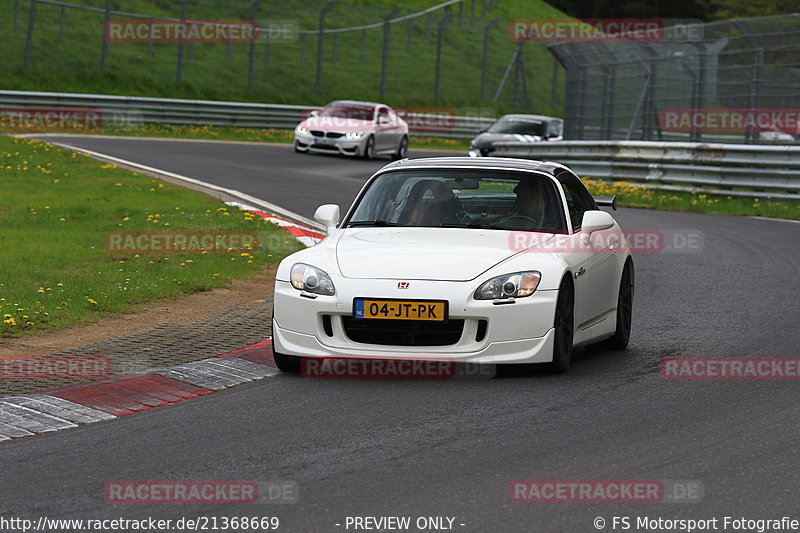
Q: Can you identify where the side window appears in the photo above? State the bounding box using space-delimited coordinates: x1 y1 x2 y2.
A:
559 173 595 231
378 108 389 123
547 121 562 138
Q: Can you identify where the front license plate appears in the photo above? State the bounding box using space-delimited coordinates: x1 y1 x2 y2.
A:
353 299 447 321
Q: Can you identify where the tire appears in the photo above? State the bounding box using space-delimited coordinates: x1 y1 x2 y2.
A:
391 136 408 160
596 259 634 350
362 136 375 160
544 278 575 373
273 350 302 373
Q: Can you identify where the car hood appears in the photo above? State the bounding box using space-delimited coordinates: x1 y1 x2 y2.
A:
335 228 555 281
302 116 374 133
471 132 542 148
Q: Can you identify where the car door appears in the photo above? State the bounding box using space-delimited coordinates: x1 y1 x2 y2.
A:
553 178 589 338
386 109 403 148
375 107 393 152
559 172 619 333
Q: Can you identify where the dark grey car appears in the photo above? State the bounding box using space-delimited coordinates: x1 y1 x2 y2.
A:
469 114 563 157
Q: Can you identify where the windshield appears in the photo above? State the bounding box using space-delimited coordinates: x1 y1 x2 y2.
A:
487 118 547 136
346 169 567 232
318 104 375 121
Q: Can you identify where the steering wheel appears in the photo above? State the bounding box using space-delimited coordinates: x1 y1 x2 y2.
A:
496 213 543 229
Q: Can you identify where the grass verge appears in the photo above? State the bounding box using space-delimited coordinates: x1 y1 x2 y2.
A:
0 0 565 113
0 135 304 338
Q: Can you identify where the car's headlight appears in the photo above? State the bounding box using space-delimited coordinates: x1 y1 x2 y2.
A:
290 263 335 296
345 131 364 140
474 271 541 300
296 126 309 135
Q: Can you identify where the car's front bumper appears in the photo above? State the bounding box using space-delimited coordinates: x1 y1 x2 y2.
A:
294 132 365 156
272 278 559 365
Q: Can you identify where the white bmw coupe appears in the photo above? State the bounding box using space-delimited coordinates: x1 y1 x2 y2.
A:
272 157 634 373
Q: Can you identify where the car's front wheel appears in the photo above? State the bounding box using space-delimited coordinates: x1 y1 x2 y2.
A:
392 136 408 160
362 136 375 159
273 350 302 373
545 277 574 373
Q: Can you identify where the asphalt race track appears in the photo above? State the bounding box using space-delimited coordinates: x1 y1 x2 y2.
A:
2 137 799 532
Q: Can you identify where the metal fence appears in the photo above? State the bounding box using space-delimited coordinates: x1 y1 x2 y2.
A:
0 89 496 137
550 14 800 144
493 140 800 198
3 0 564 113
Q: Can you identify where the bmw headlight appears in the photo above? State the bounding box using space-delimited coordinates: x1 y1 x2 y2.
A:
296 125 309 135
345 131 365 140
474 271 541 300
291 263 335 296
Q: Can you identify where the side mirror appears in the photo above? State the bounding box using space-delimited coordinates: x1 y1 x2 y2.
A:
377 117 389 125
581 210 615 233
593 195 617 210
309 109 320 117
314 204 340 232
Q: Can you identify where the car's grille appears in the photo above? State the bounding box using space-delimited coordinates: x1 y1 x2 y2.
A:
341 317 464 346
310 130 325 137
326 132 344 138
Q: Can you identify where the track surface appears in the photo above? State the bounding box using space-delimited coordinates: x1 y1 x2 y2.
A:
2 137 799 532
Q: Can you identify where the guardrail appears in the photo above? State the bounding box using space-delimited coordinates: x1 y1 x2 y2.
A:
493 140 800 199
0 90 495 138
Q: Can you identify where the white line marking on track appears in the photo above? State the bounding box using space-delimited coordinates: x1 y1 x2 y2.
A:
748 216 800 224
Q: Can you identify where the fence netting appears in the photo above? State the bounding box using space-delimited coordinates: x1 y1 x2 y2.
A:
549 14 800 143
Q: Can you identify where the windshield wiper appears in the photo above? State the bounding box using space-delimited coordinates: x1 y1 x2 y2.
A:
347 220 401 227
439 222 506 230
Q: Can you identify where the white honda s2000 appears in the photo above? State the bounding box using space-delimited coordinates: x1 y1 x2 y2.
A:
272 157 634 373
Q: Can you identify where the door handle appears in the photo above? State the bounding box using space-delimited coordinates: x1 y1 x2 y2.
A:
574 267 586 278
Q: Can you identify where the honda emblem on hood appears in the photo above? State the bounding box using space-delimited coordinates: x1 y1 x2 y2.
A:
397 282 410 289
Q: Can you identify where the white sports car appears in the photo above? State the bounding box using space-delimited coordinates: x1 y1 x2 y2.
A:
272 157 634 374
294 100 409 160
